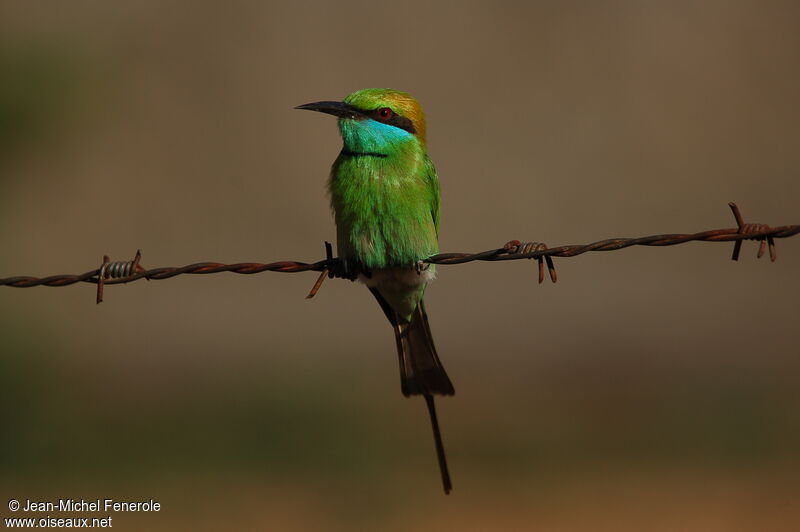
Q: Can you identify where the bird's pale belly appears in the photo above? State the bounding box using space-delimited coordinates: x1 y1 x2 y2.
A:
359 266 436 290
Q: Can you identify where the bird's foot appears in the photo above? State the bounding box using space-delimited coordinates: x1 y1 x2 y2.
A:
306 242 362 299
503 240 557 284
328 257 361 281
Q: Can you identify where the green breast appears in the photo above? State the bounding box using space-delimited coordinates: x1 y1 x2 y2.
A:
329 151 439 269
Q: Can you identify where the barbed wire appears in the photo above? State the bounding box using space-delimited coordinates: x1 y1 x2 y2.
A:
1 203 797 303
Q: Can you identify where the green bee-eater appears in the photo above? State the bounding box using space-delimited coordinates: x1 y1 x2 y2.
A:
297 88 454 493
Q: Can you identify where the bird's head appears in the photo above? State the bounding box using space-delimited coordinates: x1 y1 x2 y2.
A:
296 88 427 155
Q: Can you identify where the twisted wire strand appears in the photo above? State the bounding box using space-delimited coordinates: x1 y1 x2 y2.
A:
432 225 799 264
2 224 797 289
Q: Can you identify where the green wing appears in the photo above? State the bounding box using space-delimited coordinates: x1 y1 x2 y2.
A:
425 156 441 236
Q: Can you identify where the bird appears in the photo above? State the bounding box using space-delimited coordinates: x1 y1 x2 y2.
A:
296 88 455 494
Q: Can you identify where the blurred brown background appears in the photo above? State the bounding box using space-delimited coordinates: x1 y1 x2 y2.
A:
1 1 799 530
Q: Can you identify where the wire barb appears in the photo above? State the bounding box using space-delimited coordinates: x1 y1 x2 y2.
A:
306 242 334 299
96 250 145 304
728 202 776 262
503 240 557 283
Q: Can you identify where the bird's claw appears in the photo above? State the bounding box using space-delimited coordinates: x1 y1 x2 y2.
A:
328 257 360 281
306 241 361 299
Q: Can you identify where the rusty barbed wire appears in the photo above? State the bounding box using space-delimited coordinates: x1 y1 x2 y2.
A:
1 203 797 303
96 249 145 303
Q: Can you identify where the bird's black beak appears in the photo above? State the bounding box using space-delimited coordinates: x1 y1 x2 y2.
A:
294 100 363 120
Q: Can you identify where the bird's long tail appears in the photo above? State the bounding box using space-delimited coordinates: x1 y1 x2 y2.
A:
369 289 454 494
423 393 452 494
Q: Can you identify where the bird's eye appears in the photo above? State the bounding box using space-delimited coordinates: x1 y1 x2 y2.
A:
378 107 393 119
